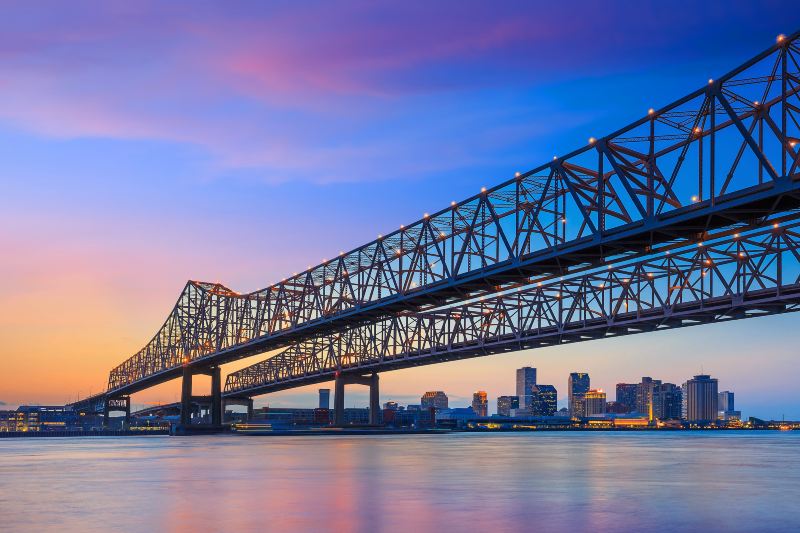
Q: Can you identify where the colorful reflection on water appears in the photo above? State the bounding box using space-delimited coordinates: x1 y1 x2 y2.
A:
0 431 798 532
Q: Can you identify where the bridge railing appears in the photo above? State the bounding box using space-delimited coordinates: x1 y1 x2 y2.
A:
225 215 800 395
109 32 800 393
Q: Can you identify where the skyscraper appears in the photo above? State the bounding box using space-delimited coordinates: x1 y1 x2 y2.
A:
472 391 488 417
685 374 719 423
584 389 607 416
516 367 537 409
718 391 735 412
530 384 557 416
568 373 590 417
496 396 519 417
421 391 449 410
653 383 682 420
718 391 740 421
319 388 331 410
636 377 662 419
615 383 638 413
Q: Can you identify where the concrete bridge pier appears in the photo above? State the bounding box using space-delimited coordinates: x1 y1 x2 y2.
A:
177 365 225 434
334 371 380 426
222 397 254 422
180 365 193 426
210 366 222 427
103 395 131 429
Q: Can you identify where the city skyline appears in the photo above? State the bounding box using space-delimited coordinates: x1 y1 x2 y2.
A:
2 3 800 419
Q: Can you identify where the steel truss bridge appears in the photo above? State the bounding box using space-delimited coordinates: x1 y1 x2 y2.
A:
71 32 800 428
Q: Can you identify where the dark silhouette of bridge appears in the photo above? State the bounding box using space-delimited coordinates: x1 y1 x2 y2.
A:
70 32 800 431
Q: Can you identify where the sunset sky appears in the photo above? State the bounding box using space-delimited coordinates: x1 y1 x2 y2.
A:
2 1 800 418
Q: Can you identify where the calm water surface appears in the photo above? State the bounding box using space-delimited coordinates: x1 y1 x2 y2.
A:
1 431 798 532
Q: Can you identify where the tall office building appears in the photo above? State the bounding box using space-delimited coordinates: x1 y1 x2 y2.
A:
653 383 682 420
530 384 557 416
421 391 449 410
472 391 488 417
636 377 662 419
685 374 719 423
615 383 638 413
584 389 607 416
568 373 590 417
497 396 519 417
516 367 537 409
319 388 331 410
718 391 735 412
717 391 740 421
681 382 688 419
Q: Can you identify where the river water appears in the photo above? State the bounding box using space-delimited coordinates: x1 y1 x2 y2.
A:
0 431 798 532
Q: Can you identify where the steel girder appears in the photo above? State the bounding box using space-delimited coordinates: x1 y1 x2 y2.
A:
108 32 800 396
225 217 800 397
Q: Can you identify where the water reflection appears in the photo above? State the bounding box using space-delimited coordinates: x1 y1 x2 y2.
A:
0 432 797 532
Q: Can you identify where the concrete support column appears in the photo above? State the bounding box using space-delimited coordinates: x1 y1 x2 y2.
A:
334 373 345 426
180 365 193 426
103 399 110 428
123 396 131 429
247 398 254 421
211 366 222 427
369 373 380 425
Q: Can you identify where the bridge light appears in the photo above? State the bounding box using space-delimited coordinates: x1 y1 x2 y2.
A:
451 201 456 206
708 78 714 85
588 137 596 144
777 34 786 43
648 108 655 115
400 224 405 230
647 272 654 277
423 213 429 218
691 195 698 202
481 187 487 193
440 232 446 238
377 234 382 239
754 101 760 106
553 156 558 161
698 242 704 247
515 171 521 177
